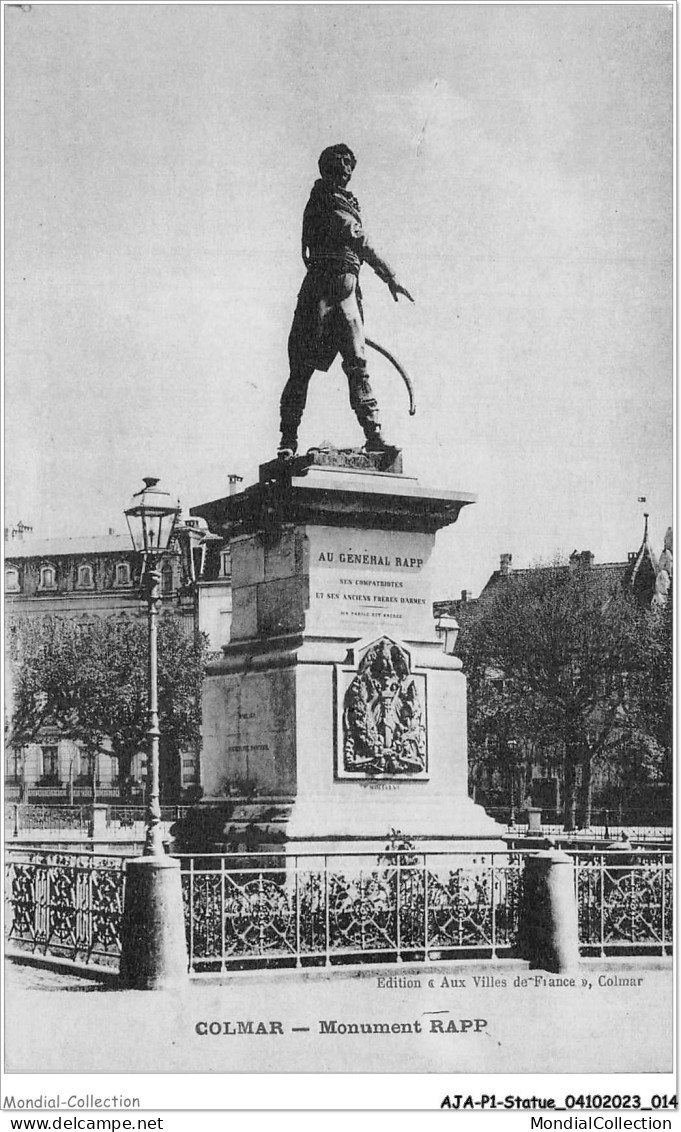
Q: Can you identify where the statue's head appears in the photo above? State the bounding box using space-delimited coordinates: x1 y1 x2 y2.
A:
318 144 356 188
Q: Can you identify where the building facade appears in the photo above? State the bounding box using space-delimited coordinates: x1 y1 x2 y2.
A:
4 516 233 802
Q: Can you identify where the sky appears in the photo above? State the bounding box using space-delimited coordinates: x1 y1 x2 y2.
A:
4 3 673 598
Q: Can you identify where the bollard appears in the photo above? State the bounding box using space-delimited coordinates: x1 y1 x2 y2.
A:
520 849 580 973
526 806 543 835
119 855 189 990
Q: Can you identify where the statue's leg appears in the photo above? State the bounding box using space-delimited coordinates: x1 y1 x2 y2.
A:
278 281 332 457
337 281 391 450
344 358 382 443
279 365 314 457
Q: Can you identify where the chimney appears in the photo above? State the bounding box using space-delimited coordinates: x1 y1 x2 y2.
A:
12 520 33 542
570 549 594 569
499 553 512 576
460 589 472 603
228 474 244 497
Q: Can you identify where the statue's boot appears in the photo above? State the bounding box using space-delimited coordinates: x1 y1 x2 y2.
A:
277 433 298 460
277 409 300 459
363 420 395 452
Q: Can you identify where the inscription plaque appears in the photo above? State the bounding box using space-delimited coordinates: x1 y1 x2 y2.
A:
307 526 434 639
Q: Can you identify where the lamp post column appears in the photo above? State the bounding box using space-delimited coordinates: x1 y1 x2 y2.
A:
145 568 164 857
508 738 518 828
119 563 189 989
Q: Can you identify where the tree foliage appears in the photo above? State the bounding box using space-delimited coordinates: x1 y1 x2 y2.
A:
8 615 208 799
457 561 671 828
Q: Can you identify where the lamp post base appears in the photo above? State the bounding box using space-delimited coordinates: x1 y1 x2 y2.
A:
520 850 580 974
119 855 188 990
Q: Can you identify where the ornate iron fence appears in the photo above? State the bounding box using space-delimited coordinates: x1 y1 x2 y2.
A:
106 805 190 824
4 847 672 975
542 825 672 845
4 849 125 969
5 805 89 833
105 806 148 829
5 803 189 836
573 850 673 955
485 806 673 844
179 851 524 973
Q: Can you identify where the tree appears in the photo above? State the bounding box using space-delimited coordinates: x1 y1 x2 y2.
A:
8 615 208 801
640 595 673 761
463 662 550 818
614 594 674 816
457 560 663 829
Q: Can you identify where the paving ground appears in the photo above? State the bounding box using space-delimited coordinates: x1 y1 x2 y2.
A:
4 954 672 1075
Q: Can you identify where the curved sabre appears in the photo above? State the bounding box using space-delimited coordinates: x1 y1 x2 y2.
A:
365 336 417 416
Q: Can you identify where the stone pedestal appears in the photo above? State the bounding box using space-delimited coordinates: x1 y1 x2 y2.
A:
191 448 503 852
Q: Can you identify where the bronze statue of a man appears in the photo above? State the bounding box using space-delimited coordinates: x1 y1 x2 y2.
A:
278 144 414 458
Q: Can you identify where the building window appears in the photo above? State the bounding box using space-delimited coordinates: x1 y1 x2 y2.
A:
181 753 199 786
77 564 94 588
5 567 20 592
5 748 24 784
77 750 96 782
40 744 60 783
115 562 131 587
39 564 57 590
220 550 231 578
161 562 174 594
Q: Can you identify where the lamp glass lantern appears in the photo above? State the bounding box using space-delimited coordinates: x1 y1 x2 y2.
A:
173 516 210 589
125 477 180 560
436 614 460 655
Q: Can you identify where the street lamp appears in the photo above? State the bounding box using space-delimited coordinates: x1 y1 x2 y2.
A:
124 477 180 856
119 477 187 990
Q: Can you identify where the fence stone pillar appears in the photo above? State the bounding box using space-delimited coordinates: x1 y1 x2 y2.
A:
520 849 580 973
119 856 188 990
88 804 108 840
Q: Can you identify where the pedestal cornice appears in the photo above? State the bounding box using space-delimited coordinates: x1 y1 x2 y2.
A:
191 451 476 537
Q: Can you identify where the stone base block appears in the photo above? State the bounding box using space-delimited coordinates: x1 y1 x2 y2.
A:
173 793 505 859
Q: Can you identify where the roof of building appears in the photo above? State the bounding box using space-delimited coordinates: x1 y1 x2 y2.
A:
479 557 630 601
4 533 133 560
621 514 659 600
434 517 669 618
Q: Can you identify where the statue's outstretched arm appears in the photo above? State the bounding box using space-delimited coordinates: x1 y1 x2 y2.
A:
362 240 415 304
